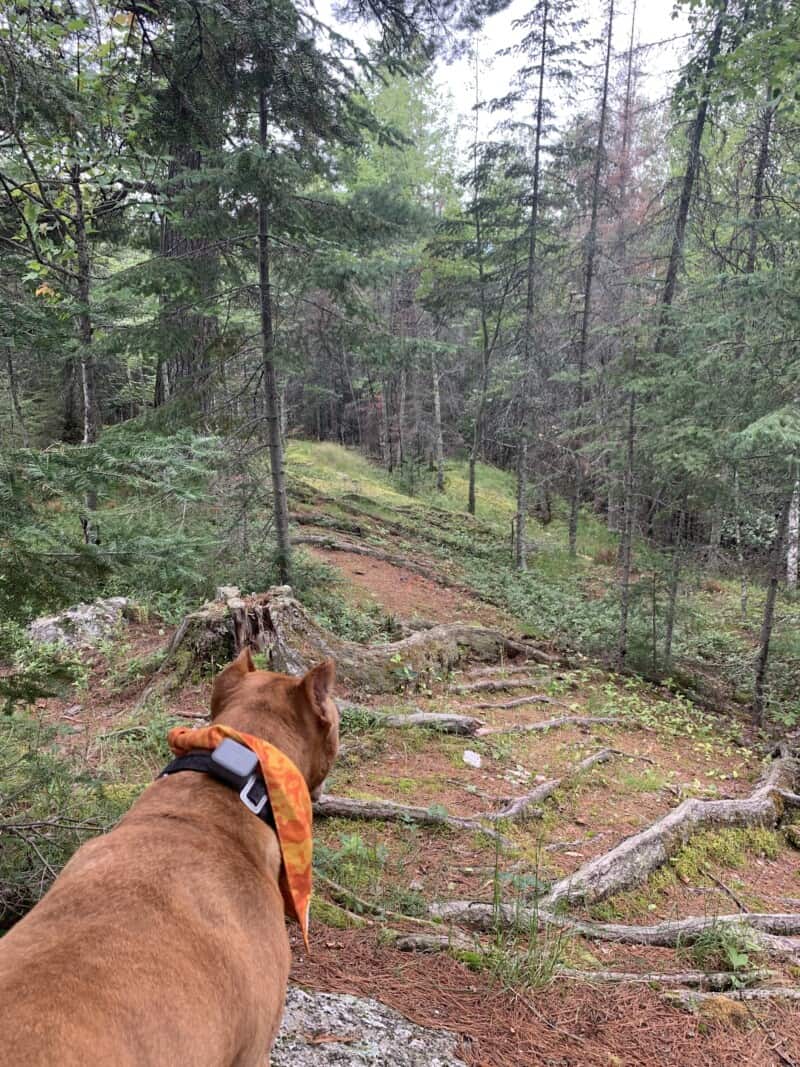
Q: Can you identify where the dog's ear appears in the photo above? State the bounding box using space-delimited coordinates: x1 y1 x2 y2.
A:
301 659 337 732
211 646 255 718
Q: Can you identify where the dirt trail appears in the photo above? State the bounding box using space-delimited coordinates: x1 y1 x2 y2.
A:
289 550 800 1066
308 545 511 627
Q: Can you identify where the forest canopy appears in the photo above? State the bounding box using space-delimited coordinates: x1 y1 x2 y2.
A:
2 0 800 728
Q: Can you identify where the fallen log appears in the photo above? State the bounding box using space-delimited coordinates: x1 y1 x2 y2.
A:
540 750 800 908
476 716 621 737
313 795 509 845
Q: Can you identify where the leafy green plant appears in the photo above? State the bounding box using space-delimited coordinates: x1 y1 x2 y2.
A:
0 623 90 714
314 831 389 894
678 921 764 976
0 713 131 928
474 842 567 991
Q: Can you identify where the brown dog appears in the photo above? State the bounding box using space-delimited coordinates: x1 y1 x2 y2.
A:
0 649 339 1066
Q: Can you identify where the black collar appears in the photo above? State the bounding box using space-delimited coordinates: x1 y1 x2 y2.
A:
159 751 275 829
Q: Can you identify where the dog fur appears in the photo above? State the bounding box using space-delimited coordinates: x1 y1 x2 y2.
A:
0 649 339 1066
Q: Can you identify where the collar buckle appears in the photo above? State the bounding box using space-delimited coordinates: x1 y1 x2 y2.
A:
240 773 268 816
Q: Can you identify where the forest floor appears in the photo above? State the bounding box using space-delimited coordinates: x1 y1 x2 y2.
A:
34 442 800 1066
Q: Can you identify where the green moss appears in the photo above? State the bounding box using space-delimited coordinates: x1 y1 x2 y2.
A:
310 897 367 929
671 827 781 883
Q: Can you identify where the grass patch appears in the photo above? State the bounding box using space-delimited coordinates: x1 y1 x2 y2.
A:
678 921 765 975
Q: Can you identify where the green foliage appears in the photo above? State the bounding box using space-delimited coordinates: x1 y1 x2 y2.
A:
314 831 389 892
0 714 130 928
678 922 765 976
475 844 567 991
0 624 89 714
670 827 780 884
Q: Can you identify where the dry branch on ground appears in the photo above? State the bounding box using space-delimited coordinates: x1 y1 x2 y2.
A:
313 795 510 844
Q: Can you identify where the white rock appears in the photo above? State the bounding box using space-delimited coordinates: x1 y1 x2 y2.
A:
273 986 467 1066
27 597 132 649
462 750 482 769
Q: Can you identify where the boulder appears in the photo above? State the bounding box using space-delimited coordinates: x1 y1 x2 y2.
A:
273 986 466 1066
27 597 133 648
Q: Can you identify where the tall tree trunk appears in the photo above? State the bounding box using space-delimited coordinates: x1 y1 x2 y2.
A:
568 0 615 557
787 478 799 592
656 0 727 350
379 382 391 468
734 468 748 620
468 56 493 518
515 440 528 570
663 509 685 671
431 351 445 492
397 367 407 467
5 346 29 447
617 394 636 668
71 166 99 544
616 1 638 668
258 90 291 583
515 0 549 571
752 497 791 729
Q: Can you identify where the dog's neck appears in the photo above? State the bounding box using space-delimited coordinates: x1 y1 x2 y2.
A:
212 705 315 788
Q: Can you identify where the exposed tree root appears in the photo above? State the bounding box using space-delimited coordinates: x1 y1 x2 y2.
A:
313 795 510 845
363 708 486 735
289 512 367 537
468 658 564 676
665 987 800 1009
315 874 441 931
392 932 476 952
157 585 552 693
464 694 564 711
539 750 800 908
341 702 485 735
488 749 617 821
476 716 621 737
560 968 774 991
452 678 551 695
316 749 616 844
429 904 800 962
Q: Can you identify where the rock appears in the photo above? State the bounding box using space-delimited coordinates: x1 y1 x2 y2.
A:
273 986 467 1066
27 598 133 649
462 750 482 769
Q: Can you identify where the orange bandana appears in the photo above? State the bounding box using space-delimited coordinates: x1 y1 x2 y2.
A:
167 724 313 949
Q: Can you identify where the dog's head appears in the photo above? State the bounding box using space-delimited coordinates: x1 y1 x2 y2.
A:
210 648 339 799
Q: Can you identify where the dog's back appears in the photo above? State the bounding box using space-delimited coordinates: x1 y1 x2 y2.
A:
0 653 338 1067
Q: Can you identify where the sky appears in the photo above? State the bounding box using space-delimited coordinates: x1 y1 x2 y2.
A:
436 0 692 145
316 0 693 152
